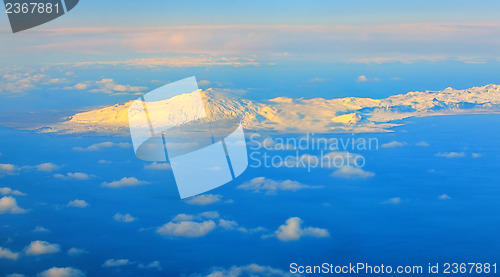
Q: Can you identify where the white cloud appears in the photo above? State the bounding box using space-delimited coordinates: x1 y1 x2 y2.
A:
308 77 330 83
472 153 482 158
73 142 131 152
98 160 112 164
0 196 27 214
439 194 452 200
37 267 85 277
0 247 19 260
435 152 466 158
138 261 162 271
67 79 147 95
35 163 61 172
357 75 379 82
144 162 171 170
25 240 61 255
67 247 89 256
113 213 136 223
0 187 26 196
101 177 149 188
381 141 406 148
381 197 402 205
67 199 89 208
197 80 211 86
331 166 375 179
53 172 90 180
102 259 132 268
0 163 19 175
274 217 329 242
185 194 223 205
415 141 430 147
157 220 216 238
204 264 295 277
32 226 50 233
218 219 239 230
237 177 317 194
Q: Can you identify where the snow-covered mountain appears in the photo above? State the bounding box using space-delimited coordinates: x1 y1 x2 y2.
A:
42 84 500 135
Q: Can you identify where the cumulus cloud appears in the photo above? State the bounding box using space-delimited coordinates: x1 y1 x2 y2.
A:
113 213 136 223
331 166 375 178
37 267 85 277
0 187 26 196
35 163 61 172
357 75 379 82
157 220 216 238
0 163 19 175
102 259 132 268
101 177 149 188
144 162 171 170
67 79 147 95
185 194 223 205
237 177 318 194
381 141 406 148
273 217 329 242
0 196 28 214
67 247 89 256
67 199 89 208
439 194 452 200
73 142 131 152
0 246 19 260
203 264 296 277
25 240 60 255
53 172 90 180
435 152 466 158
32 226 50 233
138 261 162 271
0 68 67 94
381 197 402 205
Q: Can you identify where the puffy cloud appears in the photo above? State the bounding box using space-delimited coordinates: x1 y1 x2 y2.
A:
0 196 27 214
101 177 149 188
331 166 375 178
67 79 147 95
53 172 90 180
472 153 482 158
435 152 466 158
357 75 379 82
144 162 171 170
237 177 317 194
35 163 61 172
0 68 66 94
138 261 162 271
415 141 430 147
32 226 50 233
113 213 136 223
0 163 19 175
203 264 296 277
274 217 329 242
185 194 222 205
381 141 406 148
25 240 61 255
218 219 239 230
37 267 85 277
67 199 89 208
102 259 132 268
157 220 216 238
381 197 402 205
67 248 89 256
73 142 131 152
439 194 452 200
0 246 19 260
0 187 26 196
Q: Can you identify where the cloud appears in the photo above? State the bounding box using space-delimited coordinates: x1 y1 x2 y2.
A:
381 197 402 205
113 213 136 223
67 79 147 95
25 240 61 255
237 177 317 194
203 264 296 277
472 153 482 158
0 187 26 196
415 141 430 147
73 142 131 152
0 68 67 94
435 152 466 158
0 163 19 175
32 226 50 233
35 163 61 172
184 194 223 205
138 261 162 271
101 177 149 188
67 248 89 256
439 194 452 200
273 217 329 242
308 77 330 83
67 199 89 208
0 247 19 260
98 160 112 164
331 166 375 178
381 141 406 148
102 259 132 268
357 75 379 82
37 267 85 277
53 172 90 180
197 80 211 86
0 196 27 214
157 220 216 238
6 274 26 277
144 162 171 170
